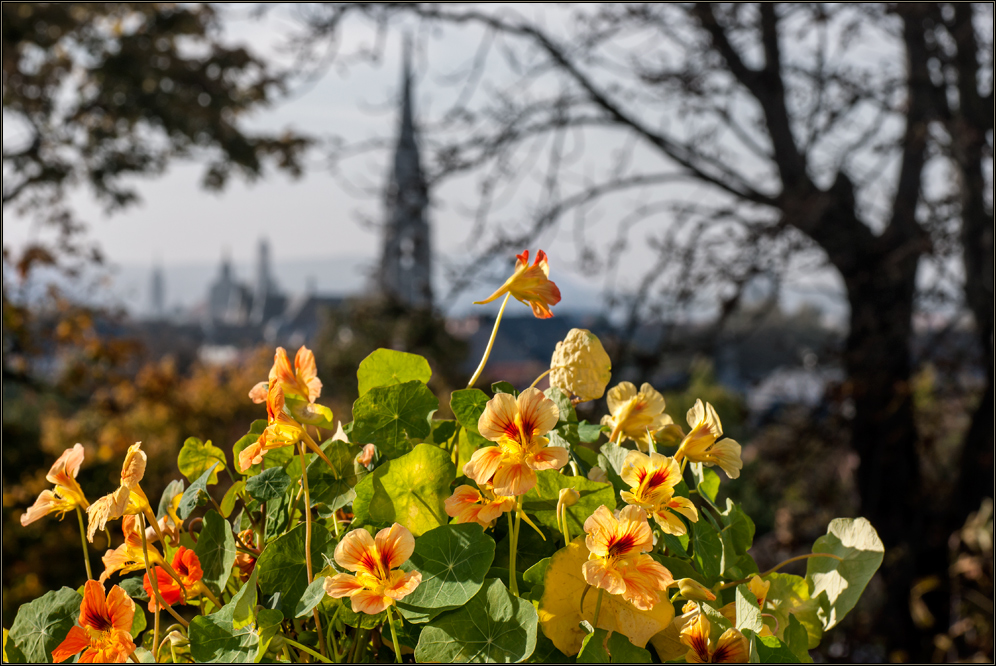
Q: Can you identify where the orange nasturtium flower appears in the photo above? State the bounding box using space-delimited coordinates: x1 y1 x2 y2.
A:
21 443 90 526
249 345 323 404
52 580 136 664
620 450 699 536
143 546 206 611
238 383 305 472
324 523 422 615
474 249 562 319
86 443 155 542
100 515 165 583
674 400 743 479
601 382 681 449
445 484 516 528
463 388 568 496
582 505 674 611
679 612 749 664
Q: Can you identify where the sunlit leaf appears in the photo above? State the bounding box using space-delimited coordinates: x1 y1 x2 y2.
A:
805 517 884 630
352 443 455 536
177 437 226 485
220 480 244 518
538 538 674 656
578 628 652 663
157 479 185 520
294 576 328 619
415 579 537 663
689 516 723 583
521 470 615 536
306 437 365 513
351 380 438 458
357 348 432 396
735 585 762 633
763 573 823 649
190 567 280 663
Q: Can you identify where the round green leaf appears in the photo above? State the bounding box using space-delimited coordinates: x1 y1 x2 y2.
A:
396 524 496 623
193 510 237 596
255 523 337 615
7 587 81 664
190 568 278 663
306 438 366 512
351 380 438 459
352 443 455 536
415 578 538 663
245 466 291 502
357 348 432 396
450 388 490 436
177 437 226 485
805 517 884 630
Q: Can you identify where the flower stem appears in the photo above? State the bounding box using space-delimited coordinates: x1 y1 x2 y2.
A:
716 553 846 591
468 293 510 388
386 606 403 664
75 506 93 581
152 605 160 664
299 442 328 659
138 515 189 628
508 496 523 597
593 588 605 629
282 636 333 663
529 367 553 389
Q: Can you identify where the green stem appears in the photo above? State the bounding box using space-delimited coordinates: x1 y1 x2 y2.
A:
593 588 605 629
152 605 160 664
138 515 189 628
467 292 510 388
350 629 369 663
386 606 403 664
282 636 334 663
716 553 846 591
75 506 93 581
299 442 328 659
509 496 523 597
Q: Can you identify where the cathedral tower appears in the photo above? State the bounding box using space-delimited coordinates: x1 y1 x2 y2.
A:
379 42 432 309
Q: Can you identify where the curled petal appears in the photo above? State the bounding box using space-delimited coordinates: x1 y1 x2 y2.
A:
52 625 90 663
20 489 66 526
384 569 422 601
582 559 627 596
620 554 673 611
248 381 269 404
269 348 296 392
356 443 376 467
105 584 136 633
87 487 130 542
294 346 322 402
238 439 265 473
348 589 393 615
444 486 482 521
120 443 147 488
47 443 85 487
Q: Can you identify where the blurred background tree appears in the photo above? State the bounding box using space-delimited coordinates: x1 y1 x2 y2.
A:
289 3 992 660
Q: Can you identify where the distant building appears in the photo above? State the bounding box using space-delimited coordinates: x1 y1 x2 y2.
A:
149 263 165 321
378 42 432 310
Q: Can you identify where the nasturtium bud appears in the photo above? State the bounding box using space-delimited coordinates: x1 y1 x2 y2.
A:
676 578 717 602
558 487 580 508
549 328 612 402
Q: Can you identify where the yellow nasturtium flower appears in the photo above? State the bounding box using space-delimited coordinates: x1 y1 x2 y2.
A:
601 382 680 449
674 400 743 479
549 328 612 402
20 443 90 526
679 612 749 664
444 484 515 528
582 505 674 611
238 383 305 472
464 388 568 496
474 249 562 319
86 443 156 542
324 524 422 615
249 345 323 404
619 451 699 536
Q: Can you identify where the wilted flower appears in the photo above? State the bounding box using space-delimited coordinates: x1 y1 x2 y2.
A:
324 524 422 615
582 505 674 611
235 529 259 582
100 515 165 583
21 443 90 526
238 384 305 472
445 484 515 528
674 400 742 479
464 388 568 496
620 450 698 536
52 580 136 664
249 345 323 404
474 249 562 319
143 546 206 612
356 443 377 468
601 382 680 449
86 443 154 542
679 612 749 664
549 329 612 401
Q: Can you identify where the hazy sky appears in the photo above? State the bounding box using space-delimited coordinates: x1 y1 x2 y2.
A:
3 5 858 321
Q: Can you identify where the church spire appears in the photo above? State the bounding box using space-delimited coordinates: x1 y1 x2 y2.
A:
379 36 432 310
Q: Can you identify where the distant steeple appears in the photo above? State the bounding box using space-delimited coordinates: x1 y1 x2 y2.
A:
379 37 432 309
149 261 165 320
250 238 281 324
